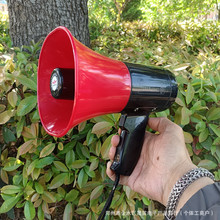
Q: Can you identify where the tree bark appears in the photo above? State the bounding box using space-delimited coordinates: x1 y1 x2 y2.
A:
6 0 90 47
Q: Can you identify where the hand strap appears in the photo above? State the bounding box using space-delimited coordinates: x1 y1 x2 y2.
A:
97 174 120 220
165 167 215 220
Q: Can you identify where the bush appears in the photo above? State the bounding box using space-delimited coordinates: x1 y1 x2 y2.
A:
0 12 11 55
0 18 219 220
121 0 143 21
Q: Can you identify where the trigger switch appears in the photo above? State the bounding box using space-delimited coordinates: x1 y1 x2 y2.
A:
110 161 119 171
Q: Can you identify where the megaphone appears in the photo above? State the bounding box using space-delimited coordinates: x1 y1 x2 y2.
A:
38 26 177 176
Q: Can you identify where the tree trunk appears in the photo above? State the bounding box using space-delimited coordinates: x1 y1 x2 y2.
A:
6 0 90 47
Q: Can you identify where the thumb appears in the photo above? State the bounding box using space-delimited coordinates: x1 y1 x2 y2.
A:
148 117 176 133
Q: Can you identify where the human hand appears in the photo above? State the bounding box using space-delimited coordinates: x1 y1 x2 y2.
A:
106 117 196 206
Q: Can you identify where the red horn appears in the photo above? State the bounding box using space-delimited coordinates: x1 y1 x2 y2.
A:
37 26 131 137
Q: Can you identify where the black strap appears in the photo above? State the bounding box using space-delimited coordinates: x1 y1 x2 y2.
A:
98 174 120 220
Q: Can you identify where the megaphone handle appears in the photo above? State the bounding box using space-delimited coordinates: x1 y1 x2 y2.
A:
110 114 149 176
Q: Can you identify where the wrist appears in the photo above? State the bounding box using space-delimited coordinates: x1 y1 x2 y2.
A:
164 167 215 220
162 162 197 206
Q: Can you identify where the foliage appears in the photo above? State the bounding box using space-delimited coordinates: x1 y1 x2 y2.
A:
140 0 218 22
120 0 143 21
91 20 220 58
0 4 220 220
0 12 11 55
88 0 219 40
88 0 117 40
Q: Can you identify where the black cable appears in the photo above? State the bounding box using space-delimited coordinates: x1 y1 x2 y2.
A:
98 174 120 220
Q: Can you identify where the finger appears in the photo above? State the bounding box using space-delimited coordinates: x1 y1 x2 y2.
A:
109 145 116 161
111 135 120 147
118 128 121 135
106 161 116 181
148 117 176 133
109 135 120 160
106 161 129 186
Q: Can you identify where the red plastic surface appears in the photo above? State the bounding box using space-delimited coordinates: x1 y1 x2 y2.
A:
38 26 131 137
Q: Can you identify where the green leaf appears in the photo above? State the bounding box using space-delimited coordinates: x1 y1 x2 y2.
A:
0 110 14 124
35 182 44 194
142 197 151 206
27 159 39 175
216 145 220 161
78 121 87 132
17 96 37 116
8 91 18 107
186 83 195 105
57 187 66 198
63 173 73 185
1 169 9 184
0 104 6 113
81 146 90 158
101 134 114 159
78 193 90 206
17 52 27 64
70 160 87 169
24 201 36 220
58 142 63 151
48 173 68 189
207 107 220 121
65 189 79 202
75 208 90 215
156 109 169 117
199 128 209 143
16 74 37 91
92 121 113 136
1 185 22 194
40 143 56 158
65 150 75 169
0 194 21 213
191 101 207 112
86 129 95 145
3 158 23 171
207 91 217 103
63 203 73 220
192 65 201 75
181 107 191 125
42 191 56 203
32 109 40 121
78 169 88 188
209 124 220 137
93 115 114 124
16 117 25 138
196 121 206 132
84 166 95 178
200 137 212 151
53 161 68 172
24 184 35 196
90 185 104 200
32 168 41 180
31 193 40 203
3 127 16 144
89 158 99 171
35 157 55 168
44 170 53 182
183 131 193 143
17 140 34 157
95 140 101 156
198 159 217 170
37 205 44 220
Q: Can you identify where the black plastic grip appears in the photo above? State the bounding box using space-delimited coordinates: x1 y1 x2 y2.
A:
110 115 149 176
